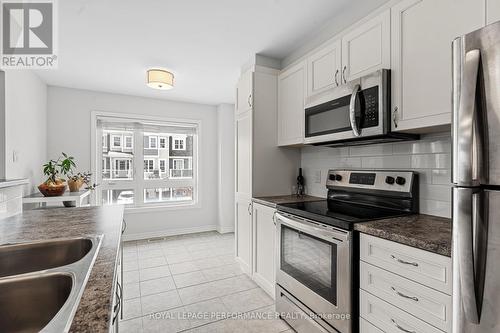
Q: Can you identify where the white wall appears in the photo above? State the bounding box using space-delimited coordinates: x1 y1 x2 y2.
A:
216 104 235 233
4 70 47 194
47 86 220 239
301 133 452 218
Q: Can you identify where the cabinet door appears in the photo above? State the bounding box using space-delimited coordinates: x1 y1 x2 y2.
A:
236 69 254 114
252 203 276 298
307 40 342 96
278 61 306 146
341 10 390 82
487 0 500 24
236 198 252 274
235 109 252 197
391 0 484 132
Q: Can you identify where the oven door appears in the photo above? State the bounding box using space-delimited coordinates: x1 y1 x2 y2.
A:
276 212 352 333
304 69 388 145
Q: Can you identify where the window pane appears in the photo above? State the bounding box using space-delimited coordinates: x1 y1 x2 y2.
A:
102 130 134 181
102 189 134 205
144 187 193 203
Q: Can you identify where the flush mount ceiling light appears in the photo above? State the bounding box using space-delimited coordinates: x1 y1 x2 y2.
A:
147 69 174 90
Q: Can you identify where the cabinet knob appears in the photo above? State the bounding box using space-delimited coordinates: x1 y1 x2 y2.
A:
393 107 398 128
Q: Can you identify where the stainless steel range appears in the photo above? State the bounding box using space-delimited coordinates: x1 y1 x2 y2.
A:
275 169 418 333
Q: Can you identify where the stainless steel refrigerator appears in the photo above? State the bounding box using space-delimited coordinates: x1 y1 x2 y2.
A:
452 20 500 333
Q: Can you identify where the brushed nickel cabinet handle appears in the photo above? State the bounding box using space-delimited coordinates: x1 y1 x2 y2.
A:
342 66 347 83
393 107 399 128
248 94 252 108
391 286 419 302
391 254 418 267
391 319 416 333
334 69 339 86
247 202 252 215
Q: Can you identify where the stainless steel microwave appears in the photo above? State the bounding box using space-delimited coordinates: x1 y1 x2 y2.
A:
304 69 418 146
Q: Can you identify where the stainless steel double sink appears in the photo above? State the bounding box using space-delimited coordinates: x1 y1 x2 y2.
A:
0 235 103 332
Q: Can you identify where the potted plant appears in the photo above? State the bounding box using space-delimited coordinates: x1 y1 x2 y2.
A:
38 153 76 197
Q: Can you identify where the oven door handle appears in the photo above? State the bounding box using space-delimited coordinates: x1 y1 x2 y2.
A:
349 84 362 137
276 212 350 243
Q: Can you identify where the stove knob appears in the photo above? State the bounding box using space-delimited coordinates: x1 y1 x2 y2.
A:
396 176 406 185
329 174 336 181
335 174 342 181
385 176 395 185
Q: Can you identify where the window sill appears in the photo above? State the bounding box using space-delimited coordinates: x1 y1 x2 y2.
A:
124 201 200 214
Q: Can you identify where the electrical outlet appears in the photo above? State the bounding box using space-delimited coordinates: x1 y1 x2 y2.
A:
314 170 321 183
12 150 18 163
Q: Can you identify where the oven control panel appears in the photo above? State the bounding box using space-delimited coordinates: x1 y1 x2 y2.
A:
326 169 415 193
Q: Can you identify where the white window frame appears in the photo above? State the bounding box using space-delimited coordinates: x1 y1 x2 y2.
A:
173 159 184 170
159 159 167 173
124 135 133 149
111 134 122 148
173 137 186 150
149 136 158 149
102 134 107 149
159 137 167 149
144 159 154 172
91 111 200 210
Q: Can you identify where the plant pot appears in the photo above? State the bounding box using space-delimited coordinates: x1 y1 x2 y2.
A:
68 179 84 192
38 182 66 197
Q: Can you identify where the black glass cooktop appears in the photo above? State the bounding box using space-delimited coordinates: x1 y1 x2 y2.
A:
277 200 409 230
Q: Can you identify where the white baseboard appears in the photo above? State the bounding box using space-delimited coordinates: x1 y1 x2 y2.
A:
216 224 235 234
123 224 218 242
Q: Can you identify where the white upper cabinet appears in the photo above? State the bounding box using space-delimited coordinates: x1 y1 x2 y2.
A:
236 110 252 198
391 0 485 132
487 0 500 24
236 70 253 114
341 10 390 82
278 61 306 146
307 40 342 96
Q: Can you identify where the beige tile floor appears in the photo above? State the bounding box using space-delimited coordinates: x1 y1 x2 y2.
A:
119 231 292 333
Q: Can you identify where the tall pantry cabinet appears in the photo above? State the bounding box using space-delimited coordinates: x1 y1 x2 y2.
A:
235 64 300 274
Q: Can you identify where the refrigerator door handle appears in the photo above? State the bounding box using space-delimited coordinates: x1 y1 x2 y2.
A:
453 46 482 186
453 187 488 325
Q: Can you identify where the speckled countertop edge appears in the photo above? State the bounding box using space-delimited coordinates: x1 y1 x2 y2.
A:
0 205 124 332
252 195 324 208
354 214 452 257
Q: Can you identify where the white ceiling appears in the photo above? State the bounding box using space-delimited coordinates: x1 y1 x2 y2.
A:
36 0 377 105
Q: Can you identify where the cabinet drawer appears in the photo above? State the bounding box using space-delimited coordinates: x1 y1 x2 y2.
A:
360 234 451 294
360 290 444 333
360 318 384 333
361 261 451 331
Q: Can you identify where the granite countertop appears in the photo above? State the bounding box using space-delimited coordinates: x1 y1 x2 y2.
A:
0 205 124 332
354 214 452 257
252 195 324 208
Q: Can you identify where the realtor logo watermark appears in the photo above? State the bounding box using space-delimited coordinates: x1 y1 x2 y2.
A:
1 0 58 68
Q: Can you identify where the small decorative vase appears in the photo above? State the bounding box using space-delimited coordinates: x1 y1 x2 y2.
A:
68 178 84 192
38 182 66 197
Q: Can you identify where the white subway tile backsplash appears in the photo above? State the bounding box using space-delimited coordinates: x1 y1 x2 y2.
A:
411 153 451 169
350 144 393 157
361 155 411 169
301 133 452 218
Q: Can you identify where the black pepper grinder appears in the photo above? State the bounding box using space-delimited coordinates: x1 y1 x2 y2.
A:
297 168 305 197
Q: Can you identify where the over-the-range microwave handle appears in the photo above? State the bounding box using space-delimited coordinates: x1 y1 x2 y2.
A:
452 41 484 186
453 187 488 325
349 84 362 137
275 212 350 244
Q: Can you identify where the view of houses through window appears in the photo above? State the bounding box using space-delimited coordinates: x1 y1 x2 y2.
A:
98 117 197 207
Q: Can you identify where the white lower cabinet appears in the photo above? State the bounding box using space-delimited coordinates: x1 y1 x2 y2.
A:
359 234 452 333
236 198 253 274
252 202 276 298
